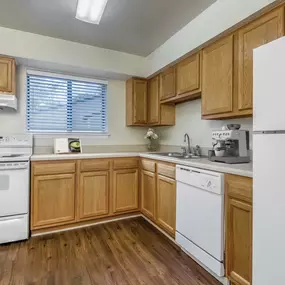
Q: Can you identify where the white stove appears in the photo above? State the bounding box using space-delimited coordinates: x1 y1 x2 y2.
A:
0 134 33 244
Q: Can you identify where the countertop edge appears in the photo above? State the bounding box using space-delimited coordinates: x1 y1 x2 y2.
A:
31 152 252 178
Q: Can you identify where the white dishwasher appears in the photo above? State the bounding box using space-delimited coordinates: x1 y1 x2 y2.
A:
176 165 224 277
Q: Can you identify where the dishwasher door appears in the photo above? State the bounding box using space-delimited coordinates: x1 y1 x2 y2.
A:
176 165 224 276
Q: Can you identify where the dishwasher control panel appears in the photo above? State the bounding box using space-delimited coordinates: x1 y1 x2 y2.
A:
176 165 224 195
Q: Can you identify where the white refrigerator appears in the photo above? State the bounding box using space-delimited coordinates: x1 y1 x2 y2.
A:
253 36 285 285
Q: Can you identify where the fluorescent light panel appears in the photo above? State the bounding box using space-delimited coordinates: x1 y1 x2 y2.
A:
76 0 108 25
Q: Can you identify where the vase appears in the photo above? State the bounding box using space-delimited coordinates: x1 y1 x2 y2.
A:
147 139 157 151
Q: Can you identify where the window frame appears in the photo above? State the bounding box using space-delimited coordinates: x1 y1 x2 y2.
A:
25 69 109 137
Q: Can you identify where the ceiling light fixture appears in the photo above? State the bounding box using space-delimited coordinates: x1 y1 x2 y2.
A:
76 0 109 25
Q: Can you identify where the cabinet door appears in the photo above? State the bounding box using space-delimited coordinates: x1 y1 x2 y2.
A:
78 171 109 221
133 79 148 124
113 169 139 213
0 57 15 94
156 175 176 236
148 76 160 124
32 174 76 228
141 170 156 220
160 67 176 100
202 35 234 116
176 53 200 96
226 197 252 285
238 7 284 112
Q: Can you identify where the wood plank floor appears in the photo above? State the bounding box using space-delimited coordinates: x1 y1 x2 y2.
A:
0 217 221 285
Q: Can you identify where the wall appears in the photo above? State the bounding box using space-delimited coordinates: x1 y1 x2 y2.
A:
0 66 147 147
0 0 277 79
146 0 278 75
0 27 147 79
158 99 253 149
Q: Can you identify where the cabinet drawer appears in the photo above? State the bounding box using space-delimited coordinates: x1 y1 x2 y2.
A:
157 163 175 179
225 174 252 203
33 161 76 176
140 159 156 172
113 158 138 170
80 159 110 172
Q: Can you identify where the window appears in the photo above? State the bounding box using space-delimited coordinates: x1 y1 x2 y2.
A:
26 71 108 133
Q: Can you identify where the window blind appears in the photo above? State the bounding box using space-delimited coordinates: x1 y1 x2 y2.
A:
26 72 108 133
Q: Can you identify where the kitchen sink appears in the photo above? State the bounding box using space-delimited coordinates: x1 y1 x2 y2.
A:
154 152 200 160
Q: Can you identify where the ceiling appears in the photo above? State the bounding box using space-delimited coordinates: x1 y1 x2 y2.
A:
0 0 216 56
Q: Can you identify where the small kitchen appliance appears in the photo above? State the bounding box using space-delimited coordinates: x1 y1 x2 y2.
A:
0 134 33 244
210 130 250 164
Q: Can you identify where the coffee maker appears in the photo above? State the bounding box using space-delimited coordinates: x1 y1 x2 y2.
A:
210 130 250 164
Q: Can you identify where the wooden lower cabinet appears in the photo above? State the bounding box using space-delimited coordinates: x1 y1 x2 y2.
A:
32 174 76 229
113 169 139 213
156 175 176 237
140 160 176 237
141 170 156 220
226 174 252 285
78 171 109 221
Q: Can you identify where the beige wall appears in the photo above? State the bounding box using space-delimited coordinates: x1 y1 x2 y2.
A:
0 27 146 79
158 99 253 149
0 66 147 147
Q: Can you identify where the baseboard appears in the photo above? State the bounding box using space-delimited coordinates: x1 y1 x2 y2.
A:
31 213 141 237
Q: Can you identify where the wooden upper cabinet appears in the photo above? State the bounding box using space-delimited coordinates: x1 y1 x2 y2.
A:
0 56 16 94
160 67 176 101
141 169 156 221
202 35 234 116
78 171 109 221
113 168 139 213
32 173 76 229
148 76 160 124
126 78 147 126
176 53 201 96
156 175 176 237
148 76 176 126
238 7 284 112
226 175 253 285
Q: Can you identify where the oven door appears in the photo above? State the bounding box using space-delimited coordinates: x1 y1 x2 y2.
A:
0 162 29 217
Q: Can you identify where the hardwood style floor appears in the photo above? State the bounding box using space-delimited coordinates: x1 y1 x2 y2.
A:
0 217 220 285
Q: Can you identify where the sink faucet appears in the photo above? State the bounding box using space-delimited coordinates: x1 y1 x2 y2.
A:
184 133 191 154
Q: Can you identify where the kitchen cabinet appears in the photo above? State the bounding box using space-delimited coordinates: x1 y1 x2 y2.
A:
78 171 109 221
202 7 284 120
237 7 284 113
176 53 201 100
156 174 176 237
126 78 148 126
0 56 16 94
225 174 252 285
32 174 76 229
140 160 176 236
113 168 139 213
160 67 176 101
202 35 234 117
148 75 175 126
141 169 156 220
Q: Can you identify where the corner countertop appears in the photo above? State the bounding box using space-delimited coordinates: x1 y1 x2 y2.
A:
31 152 252 178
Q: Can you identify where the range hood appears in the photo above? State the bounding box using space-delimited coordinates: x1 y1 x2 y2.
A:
0 94 17 111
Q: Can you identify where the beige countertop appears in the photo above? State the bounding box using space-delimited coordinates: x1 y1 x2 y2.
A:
31 152 252 178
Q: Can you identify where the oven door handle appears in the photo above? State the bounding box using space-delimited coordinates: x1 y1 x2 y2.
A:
0 163 29 170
